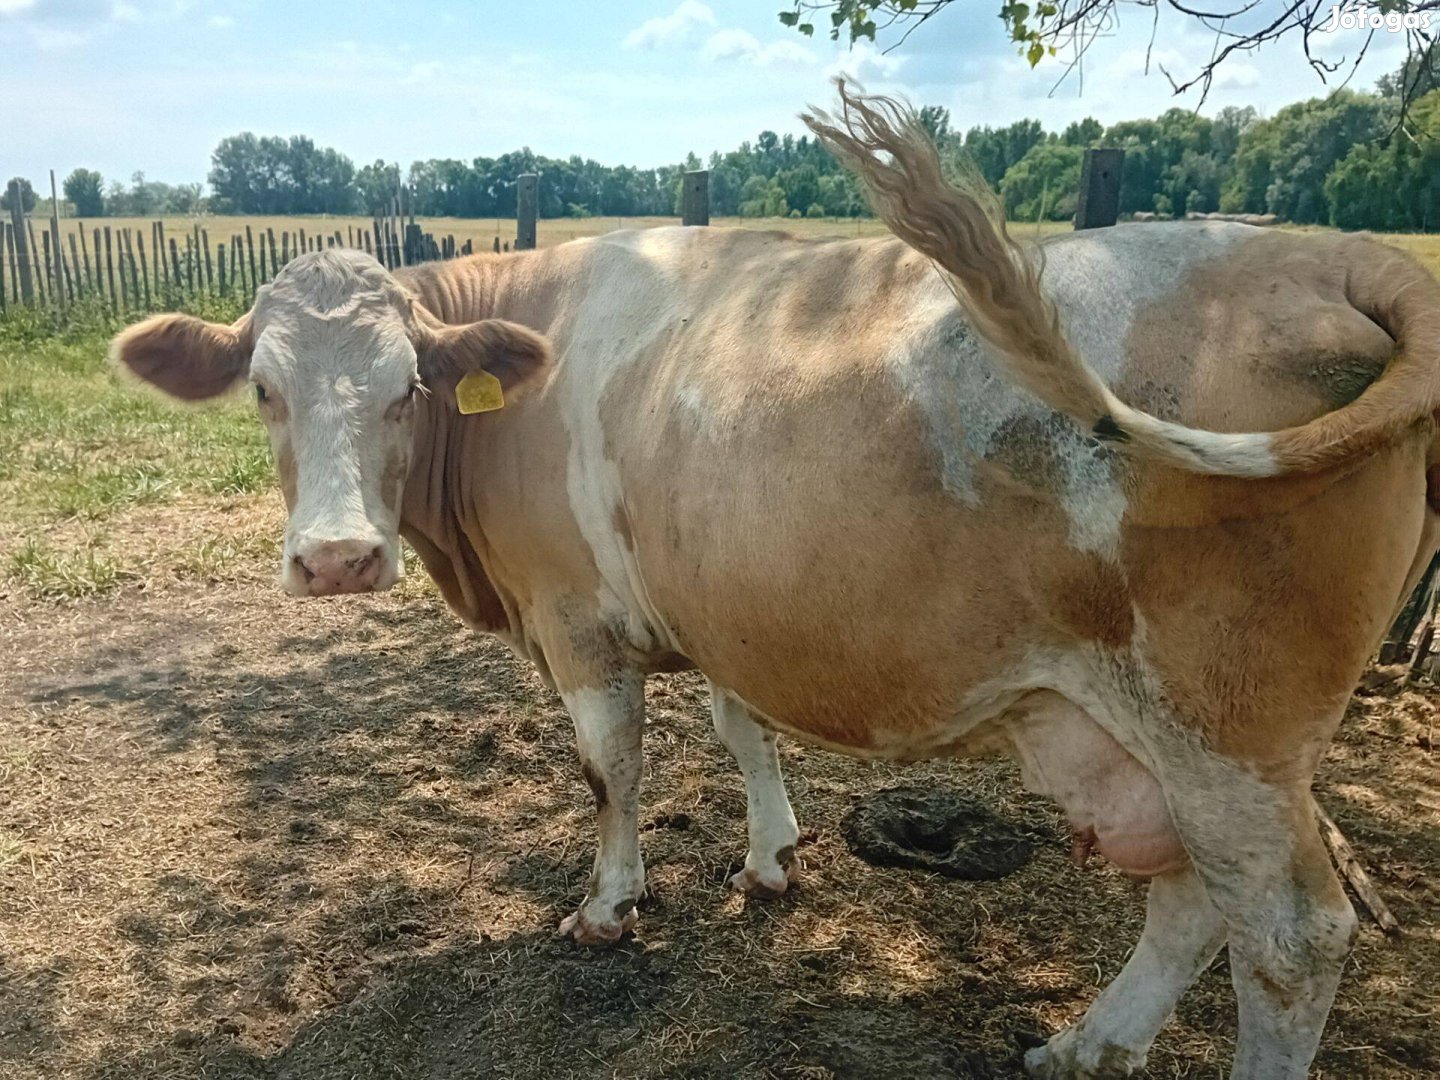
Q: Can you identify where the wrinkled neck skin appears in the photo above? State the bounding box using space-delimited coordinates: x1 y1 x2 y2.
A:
394 252 571 647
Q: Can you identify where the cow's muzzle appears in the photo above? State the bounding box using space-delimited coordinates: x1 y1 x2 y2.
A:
288 538 392 596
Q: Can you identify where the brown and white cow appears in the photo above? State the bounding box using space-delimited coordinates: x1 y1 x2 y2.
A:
112 87 1440 1079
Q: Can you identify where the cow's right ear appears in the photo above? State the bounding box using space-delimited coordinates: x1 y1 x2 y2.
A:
110 312 253 401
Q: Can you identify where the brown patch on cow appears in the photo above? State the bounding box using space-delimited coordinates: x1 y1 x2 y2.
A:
611 504 633 553
774 844 796 870
1123 431 1429 770
634 650 696 674
111 310 254 401
1045 553 1134 649
380 452 408 514
1427 464 1440 514
275 442 298 511
580 762 608 810
1250 966 1297 1011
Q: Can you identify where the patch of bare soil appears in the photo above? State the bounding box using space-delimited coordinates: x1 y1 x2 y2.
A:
0 578 1436 1079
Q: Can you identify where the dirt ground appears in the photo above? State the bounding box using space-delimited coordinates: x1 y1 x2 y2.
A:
1 514 1438 1079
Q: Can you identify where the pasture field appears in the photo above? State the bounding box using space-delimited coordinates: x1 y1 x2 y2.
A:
50 214 908 254
1 227 1439 1078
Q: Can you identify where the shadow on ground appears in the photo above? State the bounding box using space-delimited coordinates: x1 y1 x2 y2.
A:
2 585 1436 1079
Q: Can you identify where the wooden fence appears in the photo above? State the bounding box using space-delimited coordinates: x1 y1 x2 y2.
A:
0 196 505 317
1 151 1129 318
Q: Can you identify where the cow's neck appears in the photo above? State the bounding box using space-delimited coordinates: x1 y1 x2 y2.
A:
397 247 570 330
396 249 569 637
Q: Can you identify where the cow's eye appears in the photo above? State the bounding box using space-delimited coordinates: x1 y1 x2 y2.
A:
255 383 269 404
406 384 419 401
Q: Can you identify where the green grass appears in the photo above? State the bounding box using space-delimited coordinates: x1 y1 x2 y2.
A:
169 533 282 582
0 827 23 871
0 299 270 527
8 536 139 599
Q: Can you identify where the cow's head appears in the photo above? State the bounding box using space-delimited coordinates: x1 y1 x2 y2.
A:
112 249 550 596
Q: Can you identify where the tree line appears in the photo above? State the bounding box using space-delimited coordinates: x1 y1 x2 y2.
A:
10 61 1437 233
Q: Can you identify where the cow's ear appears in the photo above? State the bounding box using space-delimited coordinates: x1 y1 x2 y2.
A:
417 317 552 398
111 312 253 401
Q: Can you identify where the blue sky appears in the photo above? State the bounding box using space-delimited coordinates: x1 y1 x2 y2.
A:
0 0 1410 187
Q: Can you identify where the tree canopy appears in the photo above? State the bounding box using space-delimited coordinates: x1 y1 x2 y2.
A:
62 169 105 217
779 1 1439 112
13 59 1438 234
2 178 37 214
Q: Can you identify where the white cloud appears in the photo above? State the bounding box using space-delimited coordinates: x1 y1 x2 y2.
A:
402 60 443 85
827 40 905 81
208 13 233 28
111 1 140 22
31 26 87 49
0 0 38 14
622 0 714 50
702 28 814 66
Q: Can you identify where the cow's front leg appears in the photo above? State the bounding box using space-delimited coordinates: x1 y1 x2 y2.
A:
710 684 800 898
557 672 646 946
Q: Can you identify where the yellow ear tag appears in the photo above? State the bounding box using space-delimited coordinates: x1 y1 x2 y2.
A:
455 371 505 415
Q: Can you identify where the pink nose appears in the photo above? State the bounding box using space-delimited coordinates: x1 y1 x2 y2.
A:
294 540 384 595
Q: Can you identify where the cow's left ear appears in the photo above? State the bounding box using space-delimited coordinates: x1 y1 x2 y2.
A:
416 316 552 398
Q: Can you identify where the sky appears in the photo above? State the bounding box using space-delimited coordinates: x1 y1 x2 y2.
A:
0 0 1412 187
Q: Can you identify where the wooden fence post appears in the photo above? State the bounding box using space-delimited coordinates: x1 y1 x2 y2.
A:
68 234 84 298
135 232 151 308
682 169 709 227
42 232 54 302
78 226 92 292
103 226 118 314
155 222 169 288
244 226 258 297
48 171 65 311
1074 148 1124 230
6 181 34 304
516 173 538 251
92 228 104 302
27 220 47 304
169 236 182 292
5 223 18 302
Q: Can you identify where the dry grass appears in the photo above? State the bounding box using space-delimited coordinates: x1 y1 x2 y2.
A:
48 214 1440 274
0 516 1437 1079
54 214 903 255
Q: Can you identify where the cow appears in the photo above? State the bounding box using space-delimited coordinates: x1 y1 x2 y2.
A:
111 85 1440 1079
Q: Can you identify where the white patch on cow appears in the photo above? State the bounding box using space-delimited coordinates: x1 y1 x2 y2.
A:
675 379 709 419
248 251 419 594
554 229 696 652
890 223 1251 557
710 684 800 895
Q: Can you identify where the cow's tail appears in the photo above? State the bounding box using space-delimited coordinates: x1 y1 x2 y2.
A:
802 80 1440 478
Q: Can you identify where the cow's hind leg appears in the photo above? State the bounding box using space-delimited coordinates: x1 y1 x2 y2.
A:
710 684 800 898
1025 865 1226 1078
1163 766 1357 1080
